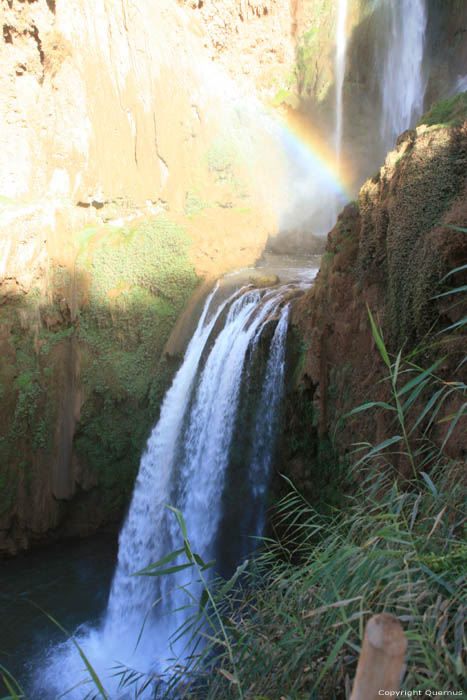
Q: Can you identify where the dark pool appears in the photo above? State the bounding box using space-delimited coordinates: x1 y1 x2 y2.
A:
0 533 118 694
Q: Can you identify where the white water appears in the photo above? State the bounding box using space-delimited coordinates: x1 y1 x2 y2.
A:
379 0 427 150
34 279 299 698
247 303 290 540
453 75 467 96
335 0 348 166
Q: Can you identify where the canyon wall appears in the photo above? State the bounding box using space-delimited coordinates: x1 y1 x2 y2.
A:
1 0 466 553
0 0 298 553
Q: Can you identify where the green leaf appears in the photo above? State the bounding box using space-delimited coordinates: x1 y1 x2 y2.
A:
1 676 22 700
347 401 396 416
433 284 467 299
0 667 27 700
199 588 209 613
131 547 185 573
439 316 467 334
438 224 467 233
354 435 402 466
183 538 193 562
409 387 444 435
218 559 250 598
440 263 467 282
313 629 351 689
53 622 107 698
402 377 430 412
167 505 188 539
420 471 438 501
367 306 391 367
418 563 455 595
439 401 467 452
393 350 402 384
193 552 207 568
135 562 194 577
397 358 445 398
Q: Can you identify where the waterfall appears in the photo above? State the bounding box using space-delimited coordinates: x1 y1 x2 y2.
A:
34 278 302 698
248 304 289 538
334 0 348 165
379 0 427 150
104 283 293 665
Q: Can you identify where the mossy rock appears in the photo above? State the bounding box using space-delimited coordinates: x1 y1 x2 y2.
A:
418 91 467 128
0 215 200 536
74 216 200 511
249 274 280 288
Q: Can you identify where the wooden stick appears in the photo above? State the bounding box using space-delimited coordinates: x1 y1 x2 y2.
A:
350 613 407 700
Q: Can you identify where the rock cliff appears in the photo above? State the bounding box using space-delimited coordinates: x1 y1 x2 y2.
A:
0 0 296 552
281 102 467 504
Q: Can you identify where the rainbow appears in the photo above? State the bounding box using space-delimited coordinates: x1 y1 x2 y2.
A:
278 107 355 203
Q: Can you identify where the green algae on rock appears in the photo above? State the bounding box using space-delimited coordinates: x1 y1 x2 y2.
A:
0 216 199 553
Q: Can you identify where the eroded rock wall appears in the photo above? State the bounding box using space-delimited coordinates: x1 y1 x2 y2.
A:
272 0 467 192
280 114 467 501
0 0 295 553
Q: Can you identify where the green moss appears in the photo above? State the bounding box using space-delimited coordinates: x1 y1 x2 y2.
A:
418 91 467 127
358 123 466 347
0 214 200 526
74 216 200 514
74 225 100 254
184 190 210 218
272 88 297 108
320 250 335 272
293 1 334 99
205 139 236 181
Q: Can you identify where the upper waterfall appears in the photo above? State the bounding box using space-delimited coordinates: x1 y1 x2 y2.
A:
334 0 348 166
379 0 427 150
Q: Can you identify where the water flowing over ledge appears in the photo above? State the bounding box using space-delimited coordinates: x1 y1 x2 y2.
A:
33 267 317 698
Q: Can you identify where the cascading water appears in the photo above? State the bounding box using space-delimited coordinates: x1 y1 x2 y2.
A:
247 304 290 540
378 0 427 151
332 0 349 223
34 274 311 698
334 0 348 165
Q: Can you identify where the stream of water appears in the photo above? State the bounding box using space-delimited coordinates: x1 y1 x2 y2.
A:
378 0 427 150
334 0 348 165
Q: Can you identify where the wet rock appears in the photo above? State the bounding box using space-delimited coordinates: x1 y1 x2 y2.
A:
249 274 280 287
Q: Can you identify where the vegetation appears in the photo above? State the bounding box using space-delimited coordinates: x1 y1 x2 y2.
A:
144 275 465 699
0 215 199 522
1 232 464 699
102 234 466 698
418 90 467 128
74 216 199 513
358 125 466 348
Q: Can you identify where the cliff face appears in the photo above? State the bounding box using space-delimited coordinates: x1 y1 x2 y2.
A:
1 0 466 553
281 109 467 501
0 0 298 553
